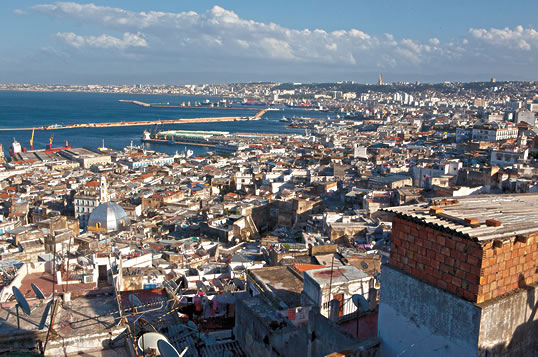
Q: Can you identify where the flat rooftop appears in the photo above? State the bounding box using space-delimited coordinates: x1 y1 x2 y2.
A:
383 193 538 242
0 293 119 336
304 265 370 288
248 266 304 308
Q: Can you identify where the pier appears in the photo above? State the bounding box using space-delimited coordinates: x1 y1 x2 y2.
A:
118 99 261 110
0 109 268 131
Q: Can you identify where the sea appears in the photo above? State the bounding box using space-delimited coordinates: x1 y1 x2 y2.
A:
0 90 332 157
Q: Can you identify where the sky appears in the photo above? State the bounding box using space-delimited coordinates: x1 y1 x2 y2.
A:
1 1 537 84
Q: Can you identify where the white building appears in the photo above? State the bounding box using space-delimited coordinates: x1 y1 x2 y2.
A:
471 127 518 142
302 265 373 320
490 149 528 167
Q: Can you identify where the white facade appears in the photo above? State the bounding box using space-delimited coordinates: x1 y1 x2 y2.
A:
490 149 528 167
74 195 100 228
302 266 372 320
471 127 518 142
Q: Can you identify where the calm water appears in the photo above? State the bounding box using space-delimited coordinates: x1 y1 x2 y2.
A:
0 91 329 156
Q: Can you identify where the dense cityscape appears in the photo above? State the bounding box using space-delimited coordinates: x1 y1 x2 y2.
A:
1 0 537 355
0 77 535 356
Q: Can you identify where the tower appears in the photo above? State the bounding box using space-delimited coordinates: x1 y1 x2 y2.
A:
99 176 109 203
378 73 383 86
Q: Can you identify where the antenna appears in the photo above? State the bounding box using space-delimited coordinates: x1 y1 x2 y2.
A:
31 283 46 300
352 293 369 338
12 286 31 329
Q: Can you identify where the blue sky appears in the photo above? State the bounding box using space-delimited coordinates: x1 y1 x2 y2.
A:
1 1 537 84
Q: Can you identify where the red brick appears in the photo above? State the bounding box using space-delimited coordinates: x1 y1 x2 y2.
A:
468 255 479 265
461 262 471 273
456 269 467 279
437 280 448 290
465 217 479 225
441 247 450 256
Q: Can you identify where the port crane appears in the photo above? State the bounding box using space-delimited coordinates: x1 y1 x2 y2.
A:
29 128 35 151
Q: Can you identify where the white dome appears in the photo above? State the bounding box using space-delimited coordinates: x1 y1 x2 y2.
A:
87 202 129 233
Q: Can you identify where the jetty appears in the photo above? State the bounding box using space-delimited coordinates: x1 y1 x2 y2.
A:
0 109 268 132
118 99 260 110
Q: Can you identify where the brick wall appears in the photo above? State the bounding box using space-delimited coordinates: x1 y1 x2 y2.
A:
389 216 538 304
478 233 537 303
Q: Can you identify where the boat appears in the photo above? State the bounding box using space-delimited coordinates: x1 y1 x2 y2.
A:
181 147 194 158
279 116 289 122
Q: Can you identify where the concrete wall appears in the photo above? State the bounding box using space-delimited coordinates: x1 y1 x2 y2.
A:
378 265 481 357
235 297 379 357
478 283 537 356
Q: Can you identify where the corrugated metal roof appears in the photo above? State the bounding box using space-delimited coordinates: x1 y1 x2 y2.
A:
383 193 538 242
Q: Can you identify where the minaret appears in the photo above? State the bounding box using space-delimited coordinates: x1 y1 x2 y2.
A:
99 176 109 203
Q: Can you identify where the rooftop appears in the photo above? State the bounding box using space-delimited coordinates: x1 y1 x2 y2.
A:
304 265 370 288
383 193 538 242
248 266 304 308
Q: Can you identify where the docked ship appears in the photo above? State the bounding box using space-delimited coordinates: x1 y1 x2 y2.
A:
141 129 229 147
9 133 72 161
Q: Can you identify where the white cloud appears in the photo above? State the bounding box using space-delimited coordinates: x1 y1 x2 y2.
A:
24 3 538 79
468 25 538 50
29 2 448 67
56 32 147 49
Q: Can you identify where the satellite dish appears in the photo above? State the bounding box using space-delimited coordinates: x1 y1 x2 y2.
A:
233 278 245 290
186 320 198 331
195 280 208 293
38 300 53 330
128 294 142 308
12 287 31 315
213 279 223 290
360 261 369 270
352 294 369 312
157 339 183 357
31 283 46 300
137 332 168 353
77 256 90 266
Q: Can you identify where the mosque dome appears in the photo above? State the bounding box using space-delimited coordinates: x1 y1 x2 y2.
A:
87 202 129 233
